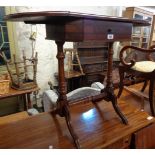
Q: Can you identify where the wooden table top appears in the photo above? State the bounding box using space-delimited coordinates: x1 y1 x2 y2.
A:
5 11 150 26
0 91 154 149
0 87 40 99
0 111 29 126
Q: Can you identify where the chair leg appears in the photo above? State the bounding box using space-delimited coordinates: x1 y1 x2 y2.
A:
141 80 148 92
117 67 125 98
149 79 155 116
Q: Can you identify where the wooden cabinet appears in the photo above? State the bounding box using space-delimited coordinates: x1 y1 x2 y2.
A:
63 41 122 89
124 7 153 48
74 41 108 86
106 122 155 149
150 15 155 46
131 123 155 149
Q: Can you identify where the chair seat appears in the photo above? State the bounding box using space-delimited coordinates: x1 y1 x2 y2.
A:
118 45 155 116
131 61 155 73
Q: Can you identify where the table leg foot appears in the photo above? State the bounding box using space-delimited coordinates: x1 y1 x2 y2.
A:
111 93 128 124
63 106 81 148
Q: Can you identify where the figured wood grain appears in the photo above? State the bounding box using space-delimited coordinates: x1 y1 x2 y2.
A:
0 87 154 149
0 111 29 125
69 100 154 148
132 123 155 148
5 11 150 26
0 112 74 149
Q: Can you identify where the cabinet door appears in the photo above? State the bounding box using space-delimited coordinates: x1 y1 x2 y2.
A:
143 16 152 47
132 13 142 37
151 15 155 45
132 12 152 48
131 123 155 149
132 27 142 36
132 13 143 47
131 36 141 47
141 37 149 48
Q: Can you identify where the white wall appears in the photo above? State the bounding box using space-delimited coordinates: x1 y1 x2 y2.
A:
10 6 123 94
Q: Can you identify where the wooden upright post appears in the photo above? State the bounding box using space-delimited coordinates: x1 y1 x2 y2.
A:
55 41 67 110
106 42 114 89
55 41 80 148
105 42 128 124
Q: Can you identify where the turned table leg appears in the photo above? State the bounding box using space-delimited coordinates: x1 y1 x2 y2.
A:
106 42 128 124
55 41 80 148
23 94 28 110
27 93 32 109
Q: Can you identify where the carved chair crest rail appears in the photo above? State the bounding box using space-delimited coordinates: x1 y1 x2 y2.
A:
118 45 155 116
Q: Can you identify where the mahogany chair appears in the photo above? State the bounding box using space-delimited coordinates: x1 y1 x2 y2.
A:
117 45 155 116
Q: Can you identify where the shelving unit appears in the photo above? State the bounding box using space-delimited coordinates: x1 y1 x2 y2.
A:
124 7 153 48
74 41 108 86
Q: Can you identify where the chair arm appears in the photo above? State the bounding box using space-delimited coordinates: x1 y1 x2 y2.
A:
147 45 155 61
119 45 155 68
